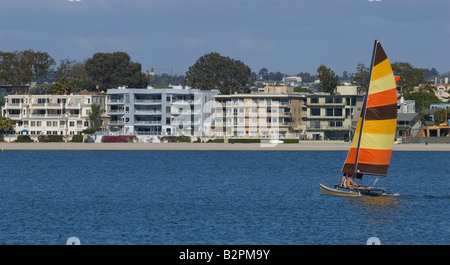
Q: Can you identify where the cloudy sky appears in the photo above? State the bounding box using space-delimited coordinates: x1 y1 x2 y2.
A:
0 0 449 76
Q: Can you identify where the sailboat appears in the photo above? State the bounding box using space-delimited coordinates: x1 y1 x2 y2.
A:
319 39 398 197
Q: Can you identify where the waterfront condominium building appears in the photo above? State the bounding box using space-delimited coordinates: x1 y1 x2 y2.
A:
1 93 107 141
211 86 307 139
106 86 219 136
306 86 364 141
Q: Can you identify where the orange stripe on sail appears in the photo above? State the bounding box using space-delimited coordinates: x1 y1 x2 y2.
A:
344 147 357 164
357 148 393 165
366 88 397 108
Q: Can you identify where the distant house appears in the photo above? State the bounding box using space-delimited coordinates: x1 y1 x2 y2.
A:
396 97 421 137
396 113 422 138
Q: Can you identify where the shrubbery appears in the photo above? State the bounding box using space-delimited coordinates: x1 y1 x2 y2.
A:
101 135 138 143
17 135 33 142
206 139 224 143
158 136 191 142
38 135 64 142
71 135 83 142
229 139 260 143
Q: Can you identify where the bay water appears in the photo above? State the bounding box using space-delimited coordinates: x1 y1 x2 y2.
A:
1 150 449 245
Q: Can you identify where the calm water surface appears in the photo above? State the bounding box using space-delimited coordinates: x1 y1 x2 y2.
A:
1 150 449 245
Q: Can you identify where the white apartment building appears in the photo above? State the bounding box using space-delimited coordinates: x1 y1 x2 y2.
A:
106 86 219 138
1 94 107 141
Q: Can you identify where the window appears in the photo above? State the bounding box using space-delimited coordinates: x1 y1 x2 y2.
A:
334 108 343 116
47 121 52 126
311 108 320 116
326 108 333 116
70 121 75 127
310 121 321 128
335 97 342 103
325 97 333 104
36 121 41 127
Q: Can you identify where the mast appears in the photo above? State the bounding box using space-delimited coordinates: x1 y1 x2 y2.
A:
353 39 378 179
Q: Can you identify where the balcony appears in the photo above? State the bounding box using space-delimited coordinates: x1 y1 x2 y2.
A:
134 120 161 125
107 109 125 115
134 99 162 104
108 99 124 104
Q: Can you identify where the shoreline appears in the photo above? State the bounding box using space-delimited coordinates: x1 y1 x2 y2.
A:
1 142 448 151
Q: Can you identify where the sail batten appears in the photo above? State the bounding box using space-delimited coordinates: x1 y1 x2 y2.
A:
342 40 397 178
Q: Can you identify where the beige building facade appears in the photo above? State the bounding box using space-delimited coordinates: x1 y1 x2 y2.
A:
211 91 307 139
1 94 107 141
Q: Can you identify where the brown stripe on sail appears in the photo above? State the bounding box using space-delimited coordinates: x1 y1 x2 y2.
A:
342 163 355 176
355 163 389 176
365 103 397 120
342 162 389 177
373 42 388 66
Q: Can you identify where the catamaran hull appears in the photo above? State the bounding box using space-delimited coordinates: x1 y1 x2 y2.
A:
319 184 360 197
319 184 395 197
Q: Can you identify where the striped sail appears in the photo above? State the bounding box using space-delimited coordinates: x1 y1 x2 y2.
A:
342 41 397 178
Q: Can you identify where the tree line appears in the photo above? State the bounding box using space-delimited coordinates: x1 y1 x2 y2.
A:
0 49 447 98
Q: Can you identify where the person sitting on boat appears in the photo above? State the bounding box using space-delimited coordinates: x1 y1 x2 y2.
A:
345 176 358 187
339 173 347 187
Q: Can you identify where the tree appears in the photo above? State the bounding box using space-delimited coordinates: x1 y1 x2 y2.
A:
0 116 15 140
403 82 441 111
317 64 339 94
258 68 269 79
52 77 72 95
184 52 251 94
0 50 55 85
433 108 449 124
391 62 425 88
89 103 104 129
352 63 370 92
85 52 149 90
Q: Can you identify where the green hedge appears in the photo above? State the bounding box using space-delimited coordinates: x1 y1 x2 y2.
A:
229 139 260 143
17 135 33 142
38 135 64 142
71 135 83 142
206 139 224 143
283 139 299 143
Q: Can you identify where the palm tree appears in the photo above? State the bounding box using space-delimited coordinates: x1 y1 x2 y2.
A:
88 104 104 130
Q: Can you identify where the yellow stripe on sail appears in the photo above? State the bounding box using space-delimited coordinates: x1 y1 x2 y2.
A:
371 59 392 82
354 117 363 133
361 119 397 134
354 133 395 150
368 72 396 95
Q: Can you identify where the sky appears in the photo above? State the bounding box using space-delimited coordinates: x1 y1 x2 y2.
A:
0 0 449 76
